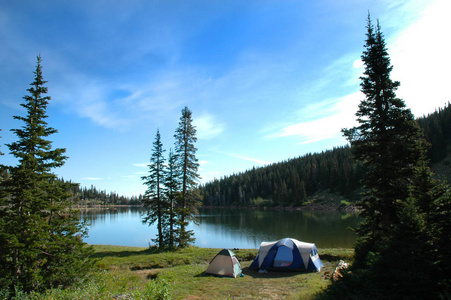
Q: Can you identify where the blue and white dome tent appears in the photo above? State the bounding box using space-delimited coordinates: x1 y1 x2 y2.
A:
250 238 323 272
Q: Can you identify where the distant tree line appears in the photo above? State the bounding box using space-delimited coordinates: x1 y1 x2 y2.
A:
201 102 451 207
201 146 363 207
69 184 142 206
0 169 143 206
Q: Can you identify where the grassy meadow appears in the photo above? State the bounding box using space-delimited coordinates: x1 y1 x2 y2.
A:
17 245 353 299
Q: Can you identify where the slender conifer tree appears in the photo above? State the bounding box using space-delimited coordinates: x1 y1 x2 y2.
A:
164 149 180 249
173 107 201 248
0 55 92 293
142 129 167 248
342 15 429 263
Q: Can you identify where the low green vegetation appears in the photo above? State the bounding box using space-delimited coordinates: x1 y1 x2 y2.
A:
2 245 352 299
249 197 274 207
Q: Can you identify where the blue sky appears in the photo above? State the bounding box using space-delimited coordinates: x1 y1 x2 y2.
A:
1 0 450 197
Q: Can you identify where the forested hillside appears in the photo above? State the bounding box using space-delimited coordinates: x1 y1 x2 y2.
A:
2 104 449 208
418 103 451 164
201 103 451 207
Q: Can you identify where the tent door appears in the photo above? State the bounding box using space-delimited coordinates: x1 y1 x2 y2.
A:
273 245 293 267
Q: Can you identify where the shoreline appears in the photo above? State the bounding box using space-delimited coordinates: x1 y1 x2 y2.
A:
73 203 360 212
201 203 360 212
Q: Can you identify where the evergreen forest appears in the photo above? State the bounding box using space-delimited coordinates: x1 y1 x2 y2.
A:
200 102 451 207
4 101 450 209
70 184 142 206
2 89 449 212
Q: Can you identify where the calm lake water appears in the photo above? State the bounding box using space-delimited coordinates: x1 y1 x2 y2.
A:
80 207 361 249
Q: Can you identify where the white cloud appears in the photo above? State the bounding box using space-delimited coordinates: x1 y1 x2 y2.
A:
133 163 148 168
270 0 451 145
199 160 209 166
353 59 363 69
125 76 186 114
50 70 132 131
194 113 225 139
270 92 361 144
389 0 451 117
81 97 128 130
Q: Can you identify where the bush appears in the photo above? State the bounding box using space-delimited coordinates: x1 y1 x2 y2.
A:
250 197 273 207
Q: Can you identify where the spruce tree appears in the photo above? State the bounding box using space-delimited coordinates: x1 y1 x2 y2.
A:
164 149 180 249
141 129 168 248
334 15 451 298
173 107 201 248
342 15 429 266
0 55 92 293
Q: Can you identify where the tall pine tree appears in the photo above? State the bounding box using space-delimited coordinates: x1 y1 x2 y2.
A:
173 107 201 248
342 16 429 264
164 148 180 249
330 15 451 299
0 55 92 293
141 129 168 248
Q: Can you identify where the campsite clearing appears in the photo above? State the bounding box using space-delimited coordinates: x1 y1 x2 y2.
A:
31 245 353 299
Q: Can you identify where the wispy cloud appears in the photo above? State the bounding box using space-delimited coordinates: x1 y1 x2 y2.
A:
194 113 225 139
133 163 148 168
268 92 361 144
124 73 189 116
199 160 209 166
50 70 133 131
267 0 450 146
220 151 272 165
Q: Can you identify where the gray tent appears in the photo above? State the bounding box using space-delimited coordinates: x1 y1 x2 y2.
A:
206 249 242 278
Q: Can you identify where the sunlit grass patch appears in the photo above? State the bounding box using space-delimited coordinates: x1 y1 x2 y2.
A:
9 245 351 299
92 244 221 271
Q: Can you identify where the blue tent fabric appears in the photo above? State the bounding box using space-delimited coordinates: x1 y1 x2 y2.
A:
250 238 323 272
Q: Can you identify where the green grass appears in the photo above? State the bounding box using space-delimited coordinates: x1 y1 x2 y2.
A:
10 245 353 299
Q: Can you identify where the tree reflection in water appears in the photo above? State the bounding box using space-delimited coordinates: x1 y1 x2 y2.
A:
80 207 361 249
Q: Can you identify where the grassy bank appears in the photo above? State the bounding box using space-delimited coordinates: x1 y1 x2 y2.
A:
17 245 353 299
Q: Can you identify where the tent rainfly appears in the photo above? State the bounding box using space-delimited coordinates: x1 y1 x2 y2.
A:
250 238 323 272
205 249 243 278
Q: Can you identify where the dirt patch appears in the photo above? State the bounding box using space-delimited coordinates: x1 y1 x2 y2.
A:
133 268 163 279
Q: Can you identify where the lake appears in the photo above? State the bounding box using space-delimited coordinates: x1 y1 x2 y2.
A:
80 207 361 249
